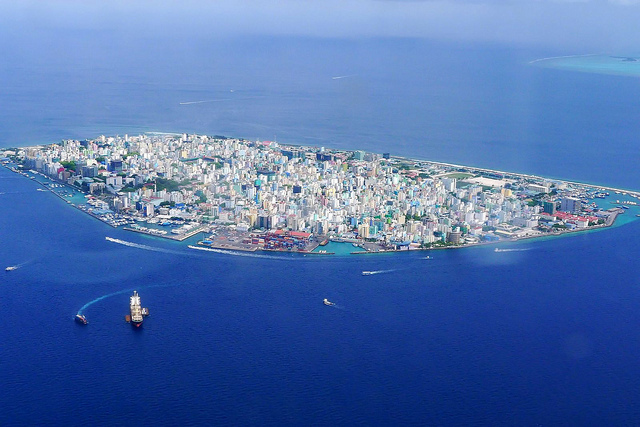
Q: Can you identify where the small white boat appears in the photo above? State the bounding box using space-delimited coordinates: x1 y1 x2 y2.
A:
5 266 17 271
362 271 374 276
323 298 335 306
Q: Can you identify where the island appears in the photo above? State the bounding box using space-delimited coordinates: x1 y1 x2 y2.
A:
1 133 638 254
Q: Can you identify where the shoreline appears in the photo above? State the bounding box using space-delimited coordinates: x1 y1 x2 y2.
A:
390 155 640 198
2 141 638 257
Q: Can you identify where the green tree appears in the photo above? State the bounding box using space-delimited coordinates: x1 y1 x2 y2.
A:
60 161 76 171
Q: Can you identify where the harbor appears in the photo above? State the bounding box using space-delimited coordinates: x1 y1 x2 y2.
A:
123 223 208 241
2 135 640 258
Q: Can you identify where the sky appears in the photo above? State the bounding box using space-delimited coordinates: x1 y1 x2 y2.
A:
1 0 640 52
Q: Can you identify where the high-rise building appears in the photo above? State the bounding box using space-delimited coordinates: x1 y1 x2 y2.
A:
108 160 123 173
447 229 462 244
560 197 581 213
82 165 99 178
543 201 556 215
144 203 155 217
358 222 370 239
442 177 456 192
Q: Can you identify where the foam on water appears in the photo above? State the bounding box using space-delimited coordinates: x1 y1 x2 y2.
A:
188 244 297 261
528 53 601 64
77 283 177 316
105 236 185 255
362 269 397 275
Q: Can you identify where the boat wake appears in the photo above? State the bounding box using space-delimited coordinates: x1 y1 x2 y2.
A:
5 260 31 271
188 245 294 260
494 248 530 253
0 190 30 195
179 96 263 105
77 283 176 316
528 53 600 64
77 288 134 315
105 236 185 255
362 269 396 276
179 99 220 105
332 74 357 80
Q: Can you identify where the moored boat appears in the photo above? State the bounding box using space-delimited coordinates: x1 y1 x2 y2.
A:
129 291 144 328
126 291 149 328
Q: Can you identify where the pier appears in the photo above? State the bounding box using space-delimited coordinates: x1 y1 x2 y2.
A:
124 224 207 241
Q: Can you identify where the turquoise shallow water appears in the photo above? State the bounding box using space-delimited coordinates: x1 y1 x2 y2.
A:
531 53 640 77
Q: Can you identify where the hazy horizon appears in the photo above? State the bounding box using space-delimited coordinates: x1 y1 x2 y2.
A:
1 0 640 52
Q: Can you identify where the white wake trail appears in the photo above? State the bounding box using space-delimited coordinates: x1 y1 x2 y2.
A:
188 245 294 260
529 53 600 64
105 236 184 255
362 269 397 275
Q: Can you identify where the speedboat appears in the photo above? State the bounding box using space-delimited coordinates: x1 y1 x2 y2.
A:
75 314 88 325
5 266 17 271
323 298 335 306
362 271 374 275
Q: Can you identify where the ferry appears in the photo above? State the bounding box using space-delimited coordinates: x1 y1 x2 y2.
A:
323 298 335 306
5 265 17 271
75 314 88 325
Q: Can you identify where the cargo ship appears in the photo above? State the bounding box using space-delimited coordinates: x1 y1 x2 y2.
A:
125 290 148 328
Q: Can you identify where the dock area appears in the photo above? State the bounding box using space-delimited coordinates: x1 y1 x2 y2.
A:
196 240 258 252
124 224 207 241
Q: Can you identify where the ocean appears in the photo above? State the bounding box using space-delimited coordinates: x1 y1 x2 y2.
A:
1 37 640 425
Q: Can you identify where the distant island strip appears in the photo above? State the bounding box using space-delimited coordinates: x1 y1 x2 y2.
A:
1 133 638 255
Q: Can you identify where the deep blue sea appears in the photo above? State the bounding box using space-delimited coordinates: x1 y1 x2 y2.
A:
2 37 640 425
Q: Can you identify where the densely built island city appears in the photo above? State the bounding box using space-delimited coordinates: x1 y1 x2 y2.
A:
1 133 638 254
